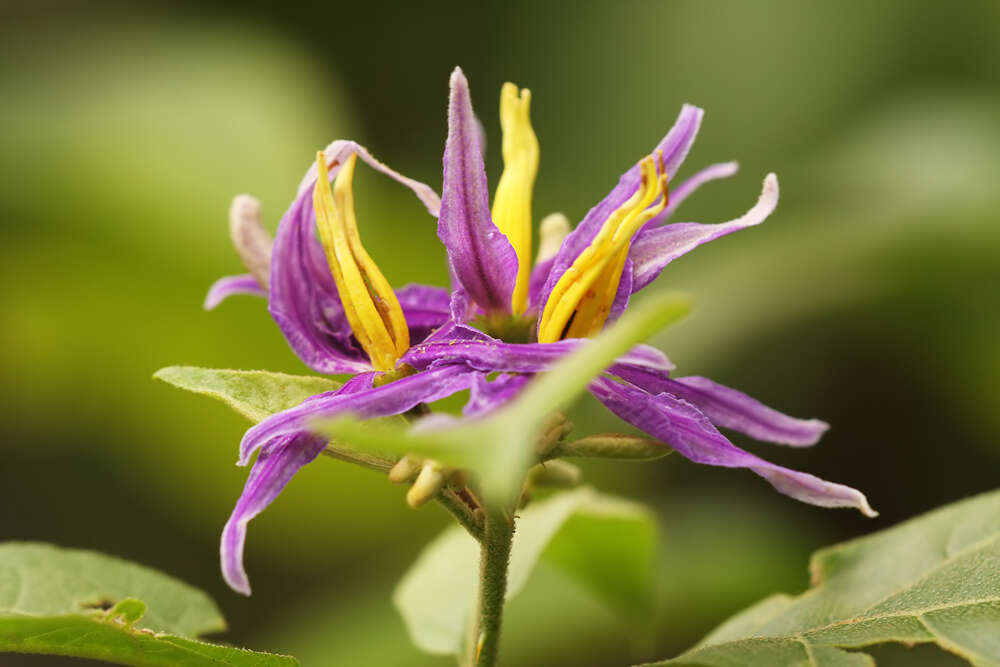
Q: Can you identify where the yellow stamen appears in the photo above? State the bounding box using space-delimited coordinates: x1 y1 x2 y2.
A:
538 153 668 343
491 82 539 315
313 152 409 371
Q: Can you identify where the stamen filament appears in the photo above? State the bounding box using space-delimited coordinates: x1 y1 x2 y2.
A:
492 82 539 315
313 152 409 371
538 153 668 342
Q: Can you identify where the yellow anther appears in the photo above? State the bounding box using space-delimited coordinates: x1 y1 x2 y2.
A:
313 152 409 371
491 82 539 315
538 153 668 343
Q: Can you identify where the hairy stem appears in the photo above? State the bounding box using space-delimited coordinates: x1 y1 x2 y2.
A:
473 507 515 667
437 488 484 541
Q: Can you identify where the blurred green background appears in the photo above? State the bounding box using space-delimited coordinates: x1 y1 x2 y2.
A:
2 1 999 665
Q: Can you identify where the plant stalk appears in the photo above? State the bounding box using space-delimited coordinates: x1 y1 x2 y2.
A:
473 507 515 667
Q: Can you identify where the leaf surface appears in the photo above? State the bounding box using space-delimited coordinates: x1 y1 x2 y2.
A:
0 543 297 666
643 490 1000 666
154 366 342 423
394 488 657 656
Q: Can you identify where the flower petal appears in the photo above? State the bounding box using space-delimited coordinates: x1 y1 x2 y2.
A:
438 67 519 313
628 173 779 293
270 143 443 374
589 377 875 516
609 366 827 446
464 372 532 418
297 140 441 216
220 432 327 595
396 283 452 341
238 365 477 464
401 326 673 376
652 161 739 225
537 105 703 311
204 274 266 310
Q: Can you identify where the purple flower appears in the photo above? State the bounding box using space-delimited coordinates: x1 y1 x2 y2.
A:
207 67 873 594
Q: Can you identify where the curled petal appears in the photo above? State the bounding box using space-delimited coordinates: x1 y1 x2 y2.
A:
298 140 441 216
537 105 703 310
629 173 779 293
651 161 740 225
438 67 519 313
589 377 875 516
221 432 327 595
204 274 266 310
238 366 477 464
270 142 443 374
229 194 272 287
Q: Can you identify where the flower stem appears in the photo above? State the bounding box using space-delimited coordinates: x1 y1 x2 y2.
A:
473 507 515 667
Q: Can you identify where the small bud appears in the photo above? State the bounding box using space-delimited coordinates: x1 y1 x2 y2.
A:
535 212 570 265
528 460 582 488
388 455 423 483
229 194 272 288
406 461 447 508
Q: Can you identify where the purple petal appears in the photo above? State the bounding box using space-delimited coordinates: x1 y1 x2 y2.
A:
402 326 673 376
269 142 443 374
396 283 452 342
204 274 266 310
527 256 554 311
589 377 875 516
297 140 441 216
537 105 703 311
650 161 739 226
238 365 477 464
629 173 779 293
464 372 532 418
609 365 827 446
221 432 328 595
438 68 518 313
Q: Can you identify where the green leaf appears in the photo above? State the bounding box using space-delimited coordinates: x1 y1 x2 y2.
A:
154 366 342 423
642 489 1000 666
0 542 297 666
394 487 657 656
314 291 691 505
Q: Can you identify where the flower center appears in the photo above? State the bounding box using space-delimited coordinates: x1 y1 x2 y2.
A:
313 151 409 371
537 153 668 343
491 82 539 315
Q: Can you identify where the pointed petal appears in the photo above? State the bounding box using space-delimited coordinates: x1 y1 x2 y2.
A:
537 105 703 311
438 68 518 313
270 143 443 374
220 432 327 595
628 173 779 293
609 365 827 446
204 274 266 310
670 376 828 446
238 365 476 464
589 377 875 516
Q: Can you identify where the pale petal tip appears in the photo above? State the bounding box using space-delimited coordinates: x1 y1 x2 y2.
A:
229 193 261 218
450 66 468 88
763 172 779 199
857 493 879 518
